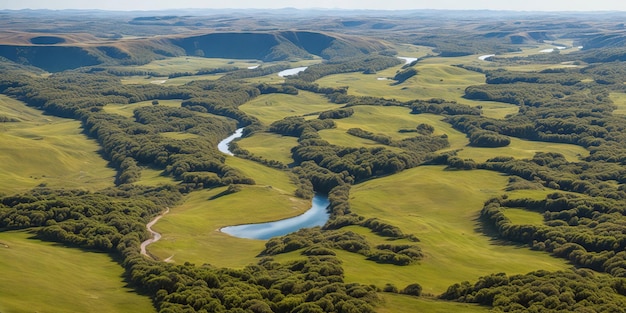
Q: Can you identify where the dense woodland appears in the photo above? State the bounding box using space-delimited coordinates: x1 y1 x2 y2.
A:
3 8 626 313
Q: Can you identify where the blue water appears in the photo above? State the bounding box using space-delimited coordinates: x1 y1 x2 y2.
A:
217 127 330 240
217 128 243 156
221 195 330 240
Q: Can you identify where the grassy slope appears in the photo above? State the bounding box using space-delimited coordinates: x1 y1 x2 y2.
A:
610 92 626 115
316 105 587 162
503 208 545 225
0 230 155 313
239 91 341 126
237 132 298 165
0 95 115 193
148 159 309 268
103 99 183 118
347 166 571 295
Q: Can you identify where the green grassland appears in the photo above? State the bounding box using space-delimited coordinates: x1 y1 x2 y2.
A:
314 56 520 119
455 136 589 162
503 208 545 225
236 132 298 165
103 99 183 117
610 92 626 115
148 161 310 268
377 293 489 313
346 165 571 294
0 34 597 313
313 105 587 162
0 230 155 313
0 95 115 193
225 156 296 194
136 166 177 186
239 91 341 125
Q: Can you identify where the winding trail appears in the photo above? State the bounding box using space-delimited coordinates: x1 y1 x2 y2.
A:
140 207 170 259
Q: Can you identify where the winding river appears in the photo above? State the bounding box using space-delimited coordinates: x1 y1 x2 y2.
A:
217 128 330 240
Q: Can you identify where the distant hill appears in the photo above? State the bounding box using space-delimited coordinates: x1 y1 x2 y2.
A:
0 31 391 72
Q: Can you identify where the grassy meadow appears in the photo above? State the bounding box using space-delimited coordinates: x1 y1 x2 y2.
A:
503 208 545 225
0 37 595 313
239 91 341 125
610 92 626 115
103 99 183 117
236 132 298 165
0 230 155 313
0 95 115 193
148 158 309 268
345 166 571 294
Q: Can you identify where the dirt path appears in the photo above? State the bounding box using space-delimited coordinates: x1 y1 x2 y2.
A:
140 207 169 259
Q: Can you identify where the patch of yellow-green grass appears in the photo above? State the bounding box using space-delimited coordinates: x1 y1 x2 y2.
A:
225 156 296 194
136 167 177 186
456 137 589 163
103 99 182 118
503 208 545 225
348 165 571 294
315 61 482 101
149 186 311 268
236 132 298 165
377 293 489 313
313 59 518 119
506 188 562 200
317 107 467 150
239 91 340 125
476 101 519 119
161 131 200 140
610 92 626 115
268 248 491 312
0 230 155 313
392 44 435 59
0 96 115 193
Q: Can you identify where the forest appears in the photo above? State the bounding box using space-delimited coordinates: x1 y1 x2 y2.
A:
2 8 626 313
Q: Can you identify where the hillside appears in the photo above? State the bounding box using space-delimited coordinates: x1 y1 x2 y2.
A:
0 30 390 72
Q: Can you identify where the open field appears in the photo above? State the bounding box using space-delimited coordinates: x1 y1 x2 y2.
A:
313 106 587 162
0 230 155 313
455 136 589 163
346 165 571 294
225 156 297 194
314 59 520 119
0 95 115 193
503 208 545 225
149 183 311 268
239 91 340 125
377 293 489 313
136 166 177 186
610 92 626 115
149 155 306 267
236 132 298 165
103 99 183 117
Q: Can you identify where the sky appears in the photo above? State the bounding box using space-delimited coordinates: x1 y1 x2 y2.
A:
1 0 626 12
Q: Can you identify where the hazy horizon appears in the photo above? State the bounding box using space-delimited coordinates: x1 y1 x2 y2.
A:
2 0 626 12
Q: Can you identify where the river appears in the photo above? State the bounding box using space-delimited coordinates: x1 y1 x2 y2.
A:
217 127 330 240
278 66 308 77
217 128 243 156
